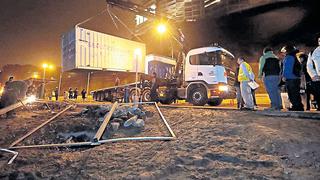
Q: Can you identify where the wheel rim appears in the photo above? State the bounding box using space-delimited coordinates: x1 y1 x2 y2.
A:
192 92 202 102
143 91 151 102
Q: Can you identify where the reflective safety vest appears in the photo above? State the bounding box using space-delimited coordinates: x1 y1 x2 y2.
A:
238 62 253 82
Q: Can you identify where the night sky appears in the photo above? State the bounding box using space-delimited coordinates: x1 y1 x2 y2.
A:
0 0 319 68
0 0 133 67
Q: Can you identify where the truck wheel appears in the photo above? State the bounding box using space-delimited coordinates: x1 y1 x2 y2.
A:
129 89 140 102
141 89 151 102
97 93 103 101
208 98 223 106
190 87 207 106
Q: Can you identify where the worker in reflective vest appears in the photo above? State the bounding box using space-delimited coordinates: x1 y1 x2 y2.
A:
237 57 255 110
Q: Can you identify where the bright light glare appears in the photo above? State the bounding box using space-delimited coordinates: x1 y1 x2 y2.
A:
42 64 48 68
157 24 166 34
0 87 4 95
134 48 142 56
26 95 36 103
49 65 54 69
218 85 228 92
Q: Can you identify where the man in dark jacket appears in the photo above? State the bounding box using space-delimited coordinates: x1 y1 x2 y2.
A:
73 88 78 99
68 88 73 99
150 72 159 102
258 47 282 110
281 45 304 111
81 89 87 101
54 87 59 101
298 53 313 110
234 65 244 109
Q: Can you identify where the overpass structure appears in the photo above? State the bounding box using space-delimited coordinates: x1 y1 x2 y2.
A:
205 0 293 17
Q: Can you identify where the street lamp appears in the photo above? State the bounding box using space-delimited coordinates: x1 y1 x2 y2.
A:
156 23 174 59
134 48 142 104
41 63 53 99
157 23 167 34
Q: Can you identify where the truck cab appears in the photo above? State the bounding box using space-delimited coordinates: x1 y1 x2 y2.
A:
160 46 236 106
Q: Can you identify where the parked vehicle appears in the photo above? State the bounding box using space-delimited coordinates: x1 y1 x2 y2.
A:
91 45 236 106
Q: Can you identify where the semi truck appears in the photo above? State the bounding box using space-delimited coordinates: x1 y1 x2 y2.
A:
91 45 236 106
63 1 237 106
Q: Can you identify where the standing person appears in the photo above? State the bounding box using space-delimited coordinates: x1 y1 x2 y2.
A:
4 76 14 87
298 53 312 110
73 88 78 100
113 73 120 101
234 65 244 109
64 91 69 100
307 36 320 110
81 89 87 102
237 57 255 110
281 45 304 111
114 73 120 86
258 47 282 110
68 88 73 99
54 87 59 101
150 72 159 102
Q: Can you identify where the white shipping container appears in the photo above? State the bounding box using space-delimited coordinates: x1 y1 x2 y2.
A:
62 27 146 72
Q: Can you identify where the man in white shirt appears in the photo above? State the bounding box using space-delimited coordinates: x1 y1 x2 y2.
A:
307 37 320 110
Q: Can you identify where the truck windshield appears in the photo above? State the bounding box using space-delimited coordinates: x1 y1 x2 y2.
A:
189 50 235 71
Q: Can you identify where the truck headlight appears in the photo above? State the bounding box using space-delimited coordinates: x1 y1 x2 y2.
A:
218 85 228 92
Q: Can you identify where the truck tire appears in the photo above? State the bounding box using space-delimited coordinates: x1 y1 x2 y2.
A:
129 89 140 102
189 87 207 106
208 98 223 106
141 89 151 102
97 92 103 101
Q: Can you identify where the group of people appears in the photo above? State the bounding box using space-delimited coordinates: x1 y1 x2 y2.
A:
63 88 87 101
235 37 320 111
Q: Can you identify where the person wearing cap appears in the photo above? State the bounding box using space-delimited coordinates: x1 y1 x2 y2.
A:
150 72 159 102
298 53 313 110
281 45 304 111
54 87 59 101
306 37 320 110
258 47 282 110
237 57 255 110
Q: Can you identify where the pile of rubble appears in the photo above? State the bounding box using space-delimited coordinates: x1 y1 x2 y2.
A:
80 104 151 132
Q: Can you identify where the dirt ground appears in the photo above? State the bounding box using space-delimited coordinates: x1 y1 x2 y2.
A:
0 103 319 179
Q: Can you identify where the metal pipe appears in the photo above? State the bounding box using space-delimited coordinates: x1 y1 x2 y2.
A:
9 142 92 149
0 148 19 164
98 136 174 144
155 103 176 138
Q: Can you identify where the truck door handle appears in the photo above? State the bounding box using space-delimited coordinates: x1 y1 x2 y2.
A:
198 72 203 76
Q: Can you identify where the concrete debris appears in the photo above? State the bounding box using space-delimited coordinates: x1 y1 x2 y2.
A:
98 117 104 122
111 122 120 131
112 108 127 118
82 105 112 117
80 105 148 130
80 108 89 114
111 118 124 124
133 119 145 128
124 115 138 128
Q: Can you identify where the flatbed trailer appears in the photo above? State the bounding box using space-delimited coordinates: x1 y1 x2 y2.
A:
91 81 151 102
